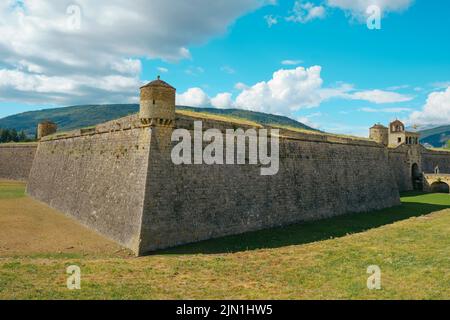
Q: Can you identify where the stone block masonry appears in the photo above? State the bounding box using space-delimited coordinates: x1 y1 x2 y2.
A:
422 149 450 173
387 144 450 192
11 109 450 255
21 78 442 255
0 143 37 181
138 126 401 253
27 128 152 252
25 113 401 255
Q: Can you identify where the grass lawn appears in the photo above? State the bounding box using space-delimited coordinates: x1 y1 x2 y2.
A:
0 181 449 300
0 181 26 200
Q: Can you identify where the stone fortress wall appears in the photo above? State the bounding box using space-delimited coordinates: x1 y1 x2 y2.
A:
388 147 413 192
0 120 57 182
26 128 152 251
138 122 401 253
2 78 450 255
421 149 450 173
18 109 401 254
386 144 450 192
0 143 37 181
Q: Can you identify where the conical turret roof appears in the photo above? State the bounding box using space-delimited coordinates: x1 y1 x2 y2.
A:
370 123 387 129
140 76 175 90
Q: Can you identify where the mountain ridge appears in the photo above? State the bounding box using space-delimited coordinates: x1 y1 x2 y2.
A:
0 104 318 136
418 125 450 147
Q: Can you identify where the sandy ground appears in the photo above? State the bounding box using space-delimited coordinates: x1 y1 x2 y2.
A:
0 181 131 258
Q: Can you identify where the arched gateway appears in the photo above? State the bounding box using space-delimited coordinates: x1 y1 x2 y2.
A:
411 163 422 191
430 181 450 193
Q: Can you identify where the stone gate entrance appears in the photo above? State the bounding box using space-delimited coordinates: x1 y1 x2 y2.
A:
423 173 450 193
411 163 423 191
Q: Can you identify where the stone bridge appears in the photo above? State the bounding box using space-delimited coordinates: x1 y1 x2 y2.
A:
423 173 450 193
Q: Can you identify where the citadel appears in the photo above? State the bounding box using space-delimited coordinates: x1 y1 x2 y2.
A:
1 78 450 256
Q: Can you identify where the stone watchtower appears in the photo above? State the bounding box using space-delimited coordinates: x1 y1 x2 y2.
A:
37 120 57 140
139 76 176 127
370 123 389 146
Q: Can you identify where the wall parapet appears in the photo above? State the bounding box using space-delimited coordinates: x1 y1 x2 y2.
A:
0 143 38 148
41 112 377 149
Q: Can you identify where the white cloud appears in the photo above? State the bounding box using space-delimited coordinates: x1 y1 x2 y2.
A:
387 84 409 91
281 60 303 66
235 82 249 90
211 93 234 109
235 66 324 115
432 81 450 89
111 59 142 75
177 66 328 112
318 82 354 100
157 67 169 73
0 68 141 105
326 0 413 19
177 66 414 119
185 66 205 76
409 87 450 126
220 66 236 74
287 1 326 23
360 107 412 113
264 0 413 27
176 89 234 109
297 112 321 129
0 0 267 105
264 15 278 27
176 87 210 107
346 90 413 104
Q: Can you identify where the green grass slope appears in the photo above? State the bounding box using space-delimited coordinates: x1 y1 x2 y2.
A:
0 104 317 136
0 182 449 299
0 105 138 136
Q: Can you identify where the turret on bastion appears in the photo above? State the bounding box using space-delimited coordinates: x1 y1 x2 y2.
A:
369 123 389 146
139 76 176 127
37 120 57 140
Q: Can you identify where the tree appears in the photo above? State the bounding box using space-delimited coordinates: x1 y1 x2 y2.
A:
0 128 9 143
10 129 18 142
0 128 31 143
19 130 27 142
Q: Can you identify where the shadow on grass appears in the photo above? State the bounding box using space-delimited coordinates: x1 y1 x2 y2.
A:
159 192 450 255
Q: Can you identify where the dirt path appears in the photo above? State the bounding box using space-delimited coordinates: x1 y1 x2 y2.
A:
0 180 131 258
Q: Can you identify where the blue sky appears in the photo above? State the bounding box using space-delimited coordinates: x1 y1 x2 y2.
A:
1 0 449 136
